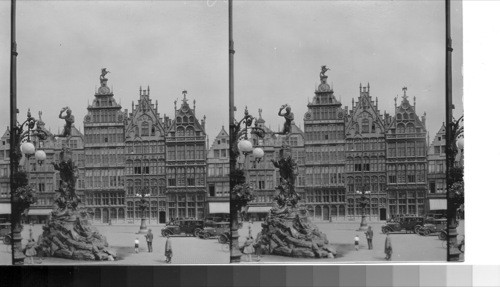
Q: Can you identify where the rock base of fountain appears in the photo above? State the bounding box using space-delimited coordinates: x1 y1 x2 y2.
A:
256 205 336 259
36 209 116 261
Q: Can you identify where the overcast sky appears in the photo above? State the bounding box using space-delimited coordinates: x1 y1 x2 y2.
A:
0 1 228 142
1 1 462 142
233 0 463 139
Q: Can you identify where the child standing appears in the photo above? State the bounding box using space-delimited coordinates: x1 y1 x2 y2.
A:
134 237 140 253
24 238 37 264
354 235 360 251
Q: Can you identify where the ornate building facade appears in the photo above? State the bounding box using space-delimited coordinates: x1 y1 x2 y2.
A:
426 123 447 216
124 87 167 224
165 91 207 220
205 126 230 220
0 129 11 221
385 88 428 217
303 70 347 221
345 84 389 221
83 72 127 224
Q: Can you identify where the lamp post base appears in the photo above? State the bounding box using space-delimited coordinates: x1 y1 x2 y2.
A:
230 212 242 263
137 218 148 234
448 224 461 261
12 223 25 265
358 215 368 231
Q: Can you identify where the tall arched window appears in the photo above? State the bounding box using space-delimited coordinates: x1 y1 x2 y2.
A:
397 123 405 134
176 127 184 136
141 122 149 137
407 123 415 133
361 119 370 133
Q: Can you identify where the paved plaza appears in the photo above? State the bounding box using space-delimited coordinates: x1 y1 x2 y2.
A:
5 224 228 265
238 220 465 263
0 219 464 265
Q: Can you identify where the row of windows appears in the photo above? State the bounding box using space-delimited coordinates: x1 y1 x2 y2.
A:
305 167 345 186
126 142 165 154
305 146 345 163
305 190 346 203
309 105 339 120
89 109 119 123
347 139 385 151
387 141 426 157
207 164 229 177
166 167 205 187
85 170 124 189
167 145 205 160
213 149 228 158
387 190 426 199
208 182 230 197
305 128 344 141
125 160 166 175
395 123 422 134
85 127 124 144
85 192 125 206
86 151 124 166
428 160 445 174
0 183 9 198
429 179 446 194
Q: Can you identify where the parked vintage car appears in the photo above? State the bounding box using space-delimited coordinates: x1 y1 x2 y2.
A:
161 219 204 237
418 218 447 239
197 222 230 242
0 223 12 244
382 215 426 234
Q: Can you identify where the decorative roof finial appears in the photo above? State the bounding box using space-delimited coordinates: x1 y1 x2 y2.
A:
182 90 188 104
402 87 408 99
258 108 263 119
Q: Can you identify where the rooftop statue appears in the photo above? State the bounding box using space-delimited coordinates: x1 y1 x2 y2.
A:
100 68 110 85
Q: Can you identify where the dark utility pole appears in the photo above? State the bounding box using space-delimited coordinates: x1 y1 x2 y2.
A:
10 0 21 265
445 0 460 262
228 0 242 263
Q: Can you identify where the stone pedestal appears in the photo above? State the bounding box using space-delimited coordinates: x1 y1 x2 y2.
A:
36 209 116 261
255 205 336 259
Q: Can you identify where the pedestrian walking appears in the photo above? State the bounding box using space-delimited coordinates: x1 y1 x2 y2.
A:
164 234 173 263
134 237 139 253
384 233 392 261
24 238 37 264
145 229 154 252
365 226 374 250
354 235 360 251
243 235 255 262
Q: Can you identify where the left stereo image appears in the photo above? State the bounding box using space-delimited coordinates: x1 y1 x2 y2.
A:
0 0 230 265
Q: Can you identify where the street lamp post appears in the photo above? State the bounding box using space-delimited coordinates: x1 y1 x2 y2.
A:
10 110 48 265
356 189 371 231
230 107 264 263
132 136 150 234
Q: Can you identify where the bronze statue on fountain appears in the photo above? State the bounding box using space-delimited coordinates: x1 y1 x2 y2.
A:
255 105 336 259
35 105 116 261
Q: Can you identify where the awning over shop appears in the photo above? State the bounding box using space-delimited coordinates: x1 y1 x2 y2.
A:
0 203 11 214
28 209 53 216
247 206 271 213
208 202 229 214
429 199 447 210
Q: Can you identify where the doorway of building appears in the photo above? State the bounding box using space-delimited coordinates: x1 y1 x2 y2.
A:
159 211 166 224
379 208 387 221
323 206 330 221
103 209 109 224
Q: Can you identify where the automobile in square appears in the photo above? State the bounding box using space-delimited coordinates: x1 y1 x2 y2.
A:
197 221 230 243
0 222 11 244
381 215 426 234
418 218 447 239
161 219 205 237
